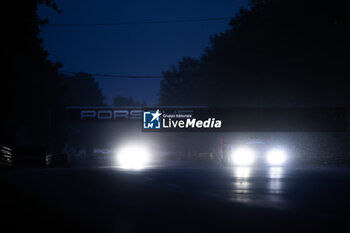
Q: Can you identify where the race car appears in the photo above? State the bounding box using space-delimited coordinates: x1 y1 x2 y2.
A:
225 139 288 167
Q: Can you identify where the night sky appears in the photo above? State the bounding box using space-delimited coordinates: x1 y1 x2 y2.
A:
37 0 248 106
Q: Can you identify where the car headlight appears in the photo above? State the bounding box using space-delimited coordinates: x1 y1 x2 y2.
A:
231 147 255 166
115 144 151 170
266 149 287 165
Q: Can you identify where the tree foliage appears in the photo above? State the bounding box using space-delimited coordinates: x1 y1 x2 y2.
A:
114 96 146 106
60 73 105 106
159 0 349 107
1 1 105 149
1 1 63 146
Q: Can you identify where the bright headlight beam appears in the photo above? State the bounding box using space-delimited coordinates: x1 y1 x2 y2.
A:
231 147 255 166
115 144 151 170
266 149 287 165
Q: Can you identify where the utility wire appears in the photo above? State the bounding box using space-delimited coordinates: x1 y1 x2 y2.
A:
45 17 232 27
60 70 164 79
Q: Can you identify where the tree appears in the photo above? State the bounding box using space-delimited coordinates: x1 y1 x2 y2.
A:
60 72 105 106
1 1 63 147
114 96 146 106
158 0 349 107
159 57 203 106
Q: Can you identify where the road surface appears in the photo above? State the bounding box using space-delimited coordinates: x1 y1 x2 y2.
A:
1 162 350 233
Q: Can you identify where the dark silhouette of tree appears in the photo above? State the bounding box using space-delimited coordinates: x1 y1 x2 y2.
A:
1 1 63 148
159 57 202 106
1 1 105 151
159 0 349 107
60 73 105 106
114 96 146 106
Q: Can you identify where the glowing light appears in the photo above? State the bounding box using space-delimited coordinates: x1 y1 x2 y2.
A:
269 167 283 179
231 147 255 166
234 167 251 178
115 144 151 170
266 149 287 166
233 167 251 195
269 167 283 194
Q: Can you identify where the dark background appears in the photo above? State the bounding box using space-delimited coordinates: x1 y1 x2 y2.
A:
1 2 350 232
1 0 349 152
37 0 248 106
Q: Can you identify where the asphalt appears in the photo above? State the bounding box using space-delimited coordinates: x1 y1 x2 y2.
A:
1 162 350 233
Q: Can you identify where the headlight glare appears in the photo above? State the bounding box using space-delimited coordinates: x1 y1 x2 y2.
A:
115 144 151 170
266 149 287 165
231 147 255 166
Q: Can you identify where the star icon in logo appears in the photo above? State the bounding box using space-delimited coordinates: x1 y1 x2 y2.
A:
150 109 162 122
